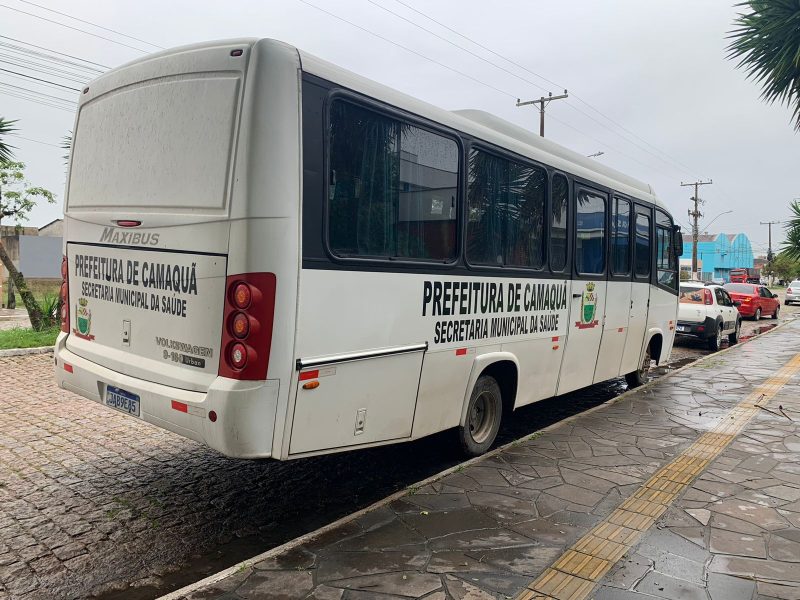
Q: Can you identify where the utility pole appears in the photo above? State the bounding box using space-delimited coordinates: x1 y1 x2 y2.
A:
516 90 568 137
680 180 713 280
760 220 780 264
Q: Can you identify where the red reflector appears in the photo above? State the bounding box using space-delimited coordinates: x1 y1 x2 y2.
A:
115 220 141 227
171 400 188 413
455 348 467 356
209 410 217 422
299 369 319 381
231 49 243 57
697 326 705 332
63 363 73 373
551 336 559 342
618 327 624 332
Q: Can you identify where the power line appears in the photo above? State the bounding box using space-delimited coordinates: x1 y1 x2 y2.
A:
387 0 704 180
0 3 151 53
0 67 81 91
298 0 688 182
7 133 63 148
0 81 76 105
15 0 164 50
0 56 91 84
0 89 75 112
297 0 519 100
0 35 109 70
0 48 96 79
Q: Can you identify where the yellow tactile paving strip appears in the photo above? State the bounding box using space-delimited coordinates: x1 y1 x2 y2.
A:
517 353 800 600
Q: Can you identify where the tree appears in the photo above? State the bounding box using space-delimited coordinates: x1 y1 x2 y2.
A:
782 199 800 260
727 1 800 130
0 160 56 330
770 251 800 282
0 118 17 163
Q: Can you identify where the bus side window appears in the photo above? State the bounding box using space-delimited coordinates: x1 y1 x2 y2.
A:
466 149 546 269
656 209 678 290
611 197 631 276
550 174 568 272
327 99 459 262
575 189 606 275
634 212 651 278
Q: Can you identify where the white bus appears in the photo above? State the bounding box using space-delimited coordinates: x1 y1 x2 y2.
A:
55 39 682 459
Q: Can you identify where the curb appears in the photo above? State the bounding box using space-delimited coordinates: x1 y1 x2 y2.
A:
0 346 54 357
156 318 793 600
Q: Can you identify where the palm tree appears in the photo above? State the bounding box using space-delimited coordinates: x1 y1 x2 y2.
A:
727 1 800 130
782 200 800 260
0 118 17 163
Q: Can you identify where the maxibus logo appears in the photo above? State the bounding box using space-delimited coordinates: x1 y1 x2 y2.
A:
100 227 160 246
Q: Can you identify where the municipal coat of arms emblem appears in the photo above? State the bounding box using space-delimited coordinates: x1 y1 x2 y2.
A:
575 282 599 329
73 297 95 340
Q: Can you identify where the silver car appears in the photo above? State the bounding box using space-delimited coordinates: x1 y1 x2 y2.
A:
786 280 800 305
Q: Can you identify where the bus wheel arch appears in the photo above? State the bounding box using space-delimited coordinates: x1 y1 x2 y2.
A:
647 332 664 365
625 331 662 388
458 354 518 456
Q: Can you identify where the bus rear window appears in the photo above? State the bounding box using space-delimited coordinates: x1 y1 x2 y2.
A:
68 74 241 211
328 100 459 261
679 288 704 304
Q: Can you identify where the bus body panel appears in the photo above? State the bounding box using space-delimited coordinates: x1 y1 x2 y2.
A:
620 282 652 374
594 280 636 382
557 280 607 394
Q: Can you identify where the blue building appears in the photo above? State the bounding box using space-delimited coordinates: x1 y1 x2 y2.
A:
680 233 754 282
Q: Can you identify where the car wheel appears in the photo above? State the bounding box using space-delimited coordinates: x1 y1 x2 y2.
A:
773 305 779 320
754 307 761 321
625 345 652 388
728 319 740 345
458 375 502 457
708 323 723 351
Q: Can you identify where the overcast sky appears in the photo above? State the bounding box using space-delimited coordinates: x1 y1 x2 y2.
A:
2 0 797 256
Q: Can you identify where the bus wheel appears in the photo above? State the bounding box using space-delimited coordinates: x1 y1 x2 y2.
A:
459 375 502 457
625 346 651 388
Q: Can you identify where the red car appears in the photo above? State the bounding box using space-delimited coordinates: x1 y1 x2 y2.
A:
723 283 780 320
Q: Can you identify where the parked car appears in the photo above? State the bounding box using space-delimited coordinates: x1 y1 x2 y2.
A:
677 283 741 351
786 280 800 305
723 283 780 321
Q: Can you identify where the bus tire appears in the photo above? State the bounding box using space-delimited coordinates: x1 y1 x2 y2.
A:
625 345 651 388
459 375 502 457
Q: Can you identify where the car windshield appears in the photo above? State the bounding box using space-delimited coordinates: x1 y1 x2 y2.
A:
679 287 705 304
724 284 756 294
790 281 800 288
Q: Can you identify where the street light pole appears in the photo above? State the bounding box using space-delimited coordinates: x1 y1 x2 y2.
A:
516 90 568 137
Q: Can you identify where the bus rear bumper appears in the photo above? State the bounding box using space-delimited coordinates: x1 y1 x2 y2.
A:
54 334 278 459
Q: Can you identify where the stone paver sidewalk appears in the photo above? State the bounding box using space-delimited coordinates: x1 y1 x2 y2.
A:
169 321 800 600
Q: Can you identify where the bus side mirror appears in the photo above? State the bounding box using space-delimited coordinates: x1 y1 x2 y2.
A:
673 225 684 256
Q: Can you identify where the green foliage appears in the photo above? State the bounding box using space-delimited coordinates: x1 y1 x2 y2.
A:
0 161 56 223
727 1 800 130
0 118 17 163
771 250 800 281
0 326 59 350
782 200 800 261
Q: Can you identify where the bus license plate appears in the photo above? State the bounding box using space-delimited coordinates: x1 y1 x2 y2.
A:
105 386 140 417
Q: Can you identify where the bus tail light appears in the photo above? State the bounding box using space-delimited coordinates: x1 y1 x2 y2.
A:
218 273 276 380
60 255 69 333
703 289 713 305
